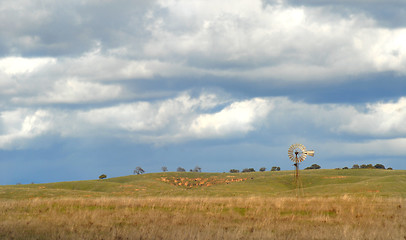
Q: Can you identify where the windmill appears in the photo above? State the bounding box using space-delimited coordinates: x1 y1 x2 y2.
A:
288 143 314 193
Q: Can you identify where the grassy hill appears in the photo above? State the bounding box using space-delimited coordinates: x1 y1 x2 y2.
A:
1 169 405 199
1 169 405 239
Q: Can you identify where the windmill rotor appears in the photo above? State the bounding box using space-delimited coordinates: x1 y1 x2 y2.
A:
288 143 308 163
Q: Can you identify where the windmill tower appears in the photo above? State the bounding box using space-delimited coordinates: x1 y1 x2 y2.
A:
288 143 314 195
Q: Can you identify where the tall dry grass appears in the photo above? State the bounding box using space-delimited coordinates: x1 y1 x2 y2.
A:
0 196 404 239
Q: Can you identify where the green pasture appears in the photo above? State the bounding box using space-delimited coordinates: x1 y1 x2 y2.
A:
1 169 405 199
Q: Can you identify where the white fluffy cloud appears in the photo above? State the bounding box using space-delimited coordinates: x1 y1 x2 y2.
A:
0 57 56 75
339 97 406 137
143 0 406 81
0 109 53 149
190 98 273 138
2 94 406 150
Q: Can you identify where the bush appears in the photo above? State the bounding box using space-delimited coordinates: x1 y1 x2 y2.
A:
177 167 186 172
352 164 359 169
305 164 321 170
99 174 107 179
271 166 281 171
242 168 255 173
259 167 266 172
343 167 349 169
374 164 385 169
229 169 240 173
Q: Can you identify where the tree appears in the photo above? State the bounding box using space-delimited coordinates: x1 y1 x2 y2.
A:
305 164 321 170
229 169 240 173
99 174 107 180
177 167 186 172
242 168 255 173
360 164 367 169
343 167 349 169
374 164 385 169
366 164 374 169
134 167 145 175
259 167 266 172
161 166 168 172
271 166 280 171
352 164 359 169
193 166 202 172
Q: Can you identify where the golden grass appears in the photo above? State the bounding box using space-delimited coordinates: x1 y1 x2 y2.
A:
0 196 405 240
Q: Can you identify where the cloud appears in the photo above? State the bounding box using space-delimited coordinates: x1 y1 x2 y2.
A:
1 93 271 148
319 138 406 157
143 0 406 81
0 56 56 75
76 93 226 139
0 0 155 56
13 79 125 104
339 97 406 137
0 109 53 149
189 98 273 138
2 92 406 182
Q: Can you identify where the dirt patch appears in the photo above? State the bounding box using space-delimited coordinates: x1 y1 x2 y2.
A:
159 176 248 189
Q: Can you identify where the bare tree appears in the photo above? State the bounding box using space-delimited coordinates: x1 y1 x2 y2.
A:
161 166 168 172
193 166 202 172
134 167 145 175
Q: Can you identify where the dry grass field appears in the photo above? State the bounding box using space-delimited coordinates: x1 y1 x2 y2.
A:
1 169 405 239
0 196 405 240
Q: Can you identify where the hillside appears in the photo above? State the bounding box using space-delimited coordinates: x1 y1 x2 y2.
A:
1 169 405 199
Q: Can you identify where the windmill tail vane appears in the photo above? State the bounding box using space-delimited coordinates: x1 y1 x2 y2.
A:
304 150 315 157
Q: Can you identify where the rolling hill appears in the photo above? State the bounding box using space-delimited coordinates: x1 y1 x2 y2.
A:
1 169 405 199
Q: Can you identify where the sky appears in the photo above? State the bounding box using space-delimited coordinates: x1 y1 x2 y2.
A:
1 0 406 185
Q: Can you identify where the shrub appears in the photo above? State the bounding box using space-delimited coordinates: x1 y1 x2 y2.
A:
99 174 107 179
374 164 385 169
352 164 359 169
229 169 240 173
271 166 281 171
177 167 186 172
259 167 266 172
242 168 255 173
305 164 321 170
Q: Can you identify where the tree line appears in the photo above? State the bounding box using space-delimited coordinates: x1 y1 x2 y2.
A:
98 163 392 179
